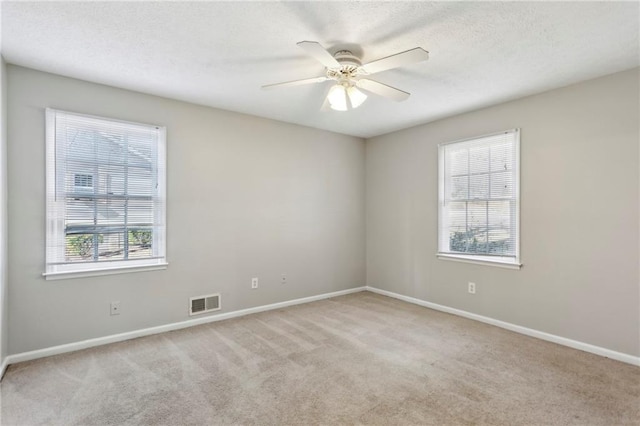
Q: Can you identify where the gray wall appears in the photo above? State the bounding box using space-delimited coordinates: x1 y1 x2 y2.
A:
366 68 640 357
1 57 7 364
6 64 638 359
7 65 365 354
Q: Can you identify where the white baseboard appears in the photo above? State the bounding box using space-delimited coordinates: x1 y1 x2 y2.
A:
366 286 640 367
6 285 638 370
5 286 367 366
0 356 8 380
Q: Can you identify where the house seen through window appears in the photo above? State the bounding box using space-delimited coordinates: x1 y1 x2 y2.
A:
45 109 167 278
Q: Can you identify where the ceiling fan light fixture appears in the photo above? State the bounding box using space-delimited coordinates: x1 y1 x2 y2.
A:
328 83 367 111
347 86 367 108
327 84 348 111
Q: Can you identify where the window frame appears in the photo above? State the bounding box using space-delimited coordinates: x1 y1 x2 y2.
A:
437 129 521 269
44 109 168 280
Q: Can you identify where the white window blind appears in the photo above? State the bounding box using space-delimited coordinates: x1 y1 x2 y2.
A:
45 109 167 278
438 129 520 267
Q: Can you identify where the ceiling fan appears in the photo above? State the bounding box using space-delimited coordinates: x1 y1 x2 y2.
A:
262 41 429 111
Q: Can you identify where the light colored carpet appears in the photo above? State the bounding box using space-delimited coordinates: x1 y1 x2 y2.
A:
1 291 638 425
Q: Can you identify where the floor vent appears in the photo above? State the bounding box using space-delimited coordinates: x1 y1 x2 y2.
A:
189 293 221 316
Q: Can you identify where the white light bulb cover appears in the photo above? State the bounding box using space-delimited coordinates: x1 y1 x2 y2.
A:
347 87 367 108
327 85 348 111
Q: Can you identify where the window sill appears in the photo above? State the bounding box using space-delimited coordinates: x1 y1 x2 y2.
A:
43 262 168 280
437 253 522 270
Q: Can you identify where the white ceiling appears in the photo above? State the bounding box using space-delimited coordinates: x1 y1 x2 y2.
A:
1 1 638 138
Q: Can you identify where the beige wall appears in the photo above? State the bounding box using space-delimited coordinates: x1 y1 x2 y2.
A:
7 65 365 354
5 64 638 359
366 68 640 356
1 57 7 364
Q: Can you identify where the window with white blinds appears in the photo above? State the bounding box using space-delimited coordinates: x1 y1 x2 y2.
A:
45 109 167 278
438 129 520 268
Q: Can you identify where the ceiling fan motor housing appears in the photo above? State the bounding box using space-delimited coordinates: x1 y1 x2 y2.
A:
333 50 362 67
327 50 363 82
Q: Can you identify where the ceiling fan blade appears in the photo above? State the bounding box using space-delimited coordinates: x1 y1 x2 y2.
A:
297 41 341 68
360 47 429 75
356 79 410 102
262 76 329 90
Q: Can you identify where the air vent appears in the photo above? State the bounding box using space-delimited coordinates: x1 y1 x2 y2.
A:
189 293 221 316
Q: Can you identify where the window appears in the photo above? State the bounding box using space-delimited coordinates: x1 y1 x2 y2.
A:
438 129 520 268
45 109 167 279
74 173 93 191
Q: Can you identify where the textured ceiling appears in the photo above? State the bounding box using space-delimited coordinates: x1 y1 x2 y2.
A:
1 1 639 138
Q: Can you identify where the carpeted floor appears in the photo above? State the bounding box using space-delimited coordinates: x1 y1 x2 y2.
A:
1 291 638 425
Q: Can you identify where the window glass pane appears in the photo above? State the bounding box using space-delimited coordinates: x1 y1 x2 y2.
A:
127 167 154 196
127 199 155 224
98 232 126 261
467 201 487 231
66 198 95 223
469 145 490 174
490 171 513 198
448 148 468 175
487 200 511 228
98 166 125 195
450 176 468 200
469 173 489 199
448 201 467 234
94 199 126 226
128 228 153 259
490 142 513 172
487 200 512 254
65 234 98 261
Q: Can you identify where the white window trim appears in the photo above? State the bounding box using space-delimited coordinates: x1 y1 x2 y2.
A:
437 128 521 269
44 108 168 280
437 253 522 269
43 261 168 280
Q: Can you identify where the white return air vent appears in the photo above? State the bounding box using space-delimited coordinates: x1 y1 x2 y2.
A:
189 293 221 316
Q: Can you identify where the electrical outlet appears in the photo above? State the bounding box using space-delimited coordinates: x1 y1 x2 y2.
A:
110 301 121 315
251 277 259 289
468 282 476 294
281 274 287 284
